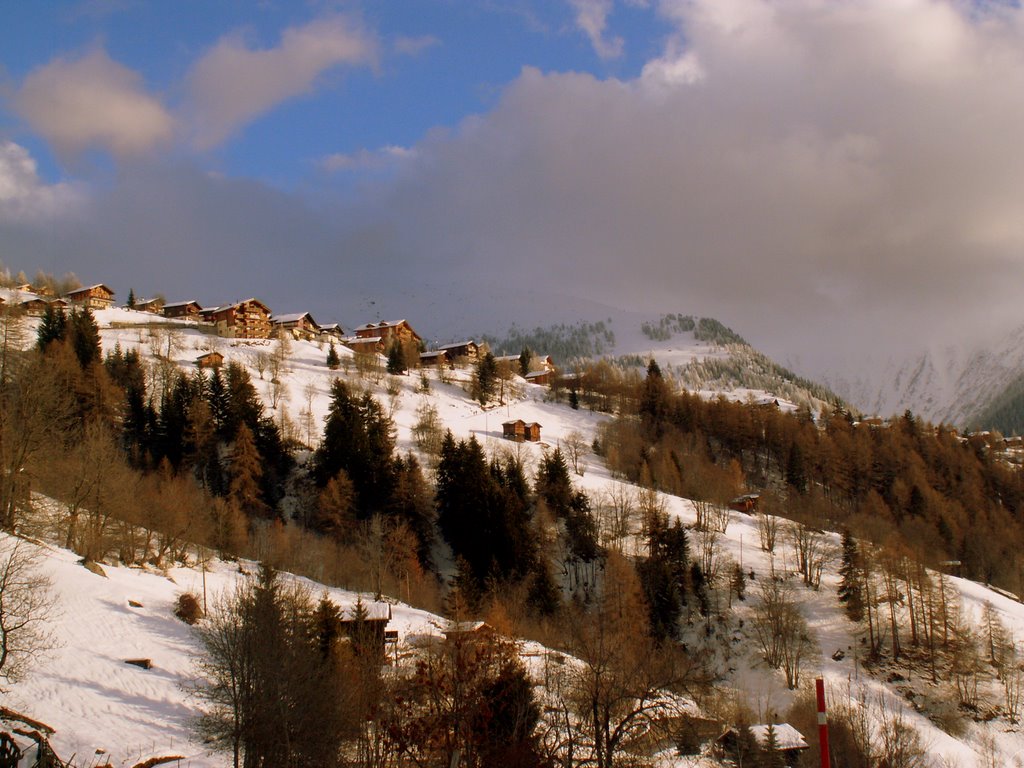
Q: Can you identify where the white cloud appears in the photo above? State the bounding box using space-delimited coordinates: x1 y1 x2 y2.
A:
569 0 624 59
187 16 377 149
393 35 441 57
0 141 84 221
12 49 174 157
320 145 415 172
348 0 1024 370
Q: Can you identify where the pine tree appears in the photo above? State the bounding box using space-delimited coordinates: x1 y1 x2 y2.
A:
36 302 67 350
838 528 865 622
326 341 340 370
386 339 407 375
127 288 136 309
229 422 269 519
472 351 498 405
69 307 102 369
518 346 532 378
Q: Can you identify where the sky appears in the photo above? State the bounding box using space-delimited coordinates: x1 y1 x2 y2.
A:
3 0 1024 381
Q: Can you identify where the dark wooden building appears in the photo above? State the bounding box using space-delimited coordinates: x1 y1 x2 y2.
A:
163 300 203 320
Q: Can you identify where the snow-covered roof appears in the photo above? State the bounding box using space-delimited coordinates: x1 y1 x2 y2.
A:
163 300 200 309
356 319 408 332
66 283 115 296
437 340 477 350
343 335 383 344
748 724 808 751
271 312 318 326
343 602 392 622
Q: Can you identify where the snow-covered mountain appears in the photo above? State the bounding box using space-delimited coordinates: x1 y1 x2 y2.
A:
824 323 1024 428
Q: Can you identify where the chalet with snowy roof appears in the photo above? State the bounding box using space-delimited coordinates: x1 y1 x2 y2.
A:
354 319 422 347
437 340 483 362
443 620 495 642
502 420 542 443
271 312 320 341
525 369 554 386
208 298 272 339
19 297 65 317
65 284 115 310
729 493 760 514
717 724 808 766
318 323 345 342
343 335 385 355
196 351 224 369
339 601 392 657
163 300 203 320
133 296 164 314
13 283 32 293
419 350 448 368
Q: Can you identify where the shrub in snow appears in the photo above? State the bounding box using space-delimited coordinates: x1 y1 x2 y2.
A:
174 592 204 625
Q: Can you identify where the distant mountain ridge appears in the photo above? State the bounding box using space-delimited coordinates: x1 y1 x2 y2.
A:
484 313 846 412
824 323 1024 431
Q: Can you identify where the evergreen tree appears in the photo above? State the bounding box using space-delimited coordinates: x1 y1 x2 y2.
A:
36 302 67 350
326 341 340 370
638 359 670 440
313 380 397 517
386 339 407 375
518 346 532 378
436 433 539 592
473 351 498 405
127 288 136 309
838 528 865 622
390 453 437 570
68 308 102 369
229 422 269 519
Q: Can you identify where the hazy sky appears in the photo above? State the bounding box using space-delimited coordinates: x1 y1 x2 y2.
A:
2 0 1024 378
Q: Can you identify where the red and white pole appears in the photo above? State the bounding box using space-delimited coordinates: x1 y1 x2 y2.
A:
816 677 831 768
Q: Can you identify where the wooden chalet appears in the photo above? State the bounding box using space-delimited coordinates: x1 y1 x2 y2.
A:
133 296 164 314
64 283 115 310
318 323 345 342
437 340 482 362
19 298 55 317
342 335 385 355
163 300 203 320
443 620 495 642
354 319 422 347
525 370 554 386
12 283 33 293
717 724 808 767
208 298 272 339
272 312 320 342
339 601 392 658
196 351 224 369
728 494 760 514
419 350 448 368
502 420 542 443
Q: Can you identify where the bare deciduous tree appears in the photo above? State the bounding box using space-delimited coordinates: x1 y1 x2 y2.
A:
0 537 56 688
562 430 588 476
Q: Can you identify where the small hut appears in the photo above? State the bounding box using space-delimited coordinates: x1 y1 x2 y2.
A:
196 351 224 369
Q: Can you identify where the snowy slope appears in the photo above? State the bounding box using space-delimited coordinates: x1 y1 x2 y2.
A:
7 302 1024 765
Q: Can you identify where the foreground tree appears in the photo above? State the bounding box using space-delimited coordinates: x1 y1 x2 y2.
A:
0 537 56 689
193 566 352 768
556 553 696 767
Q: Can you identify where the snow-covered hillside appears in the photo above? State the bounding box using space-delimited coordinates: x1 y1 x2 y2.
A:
6 301 1024 766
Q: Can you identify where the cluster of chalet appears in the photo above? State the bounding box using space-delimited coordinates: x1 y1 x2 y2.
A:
8 282 117 317
6 282 559 416
160 298 345 344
